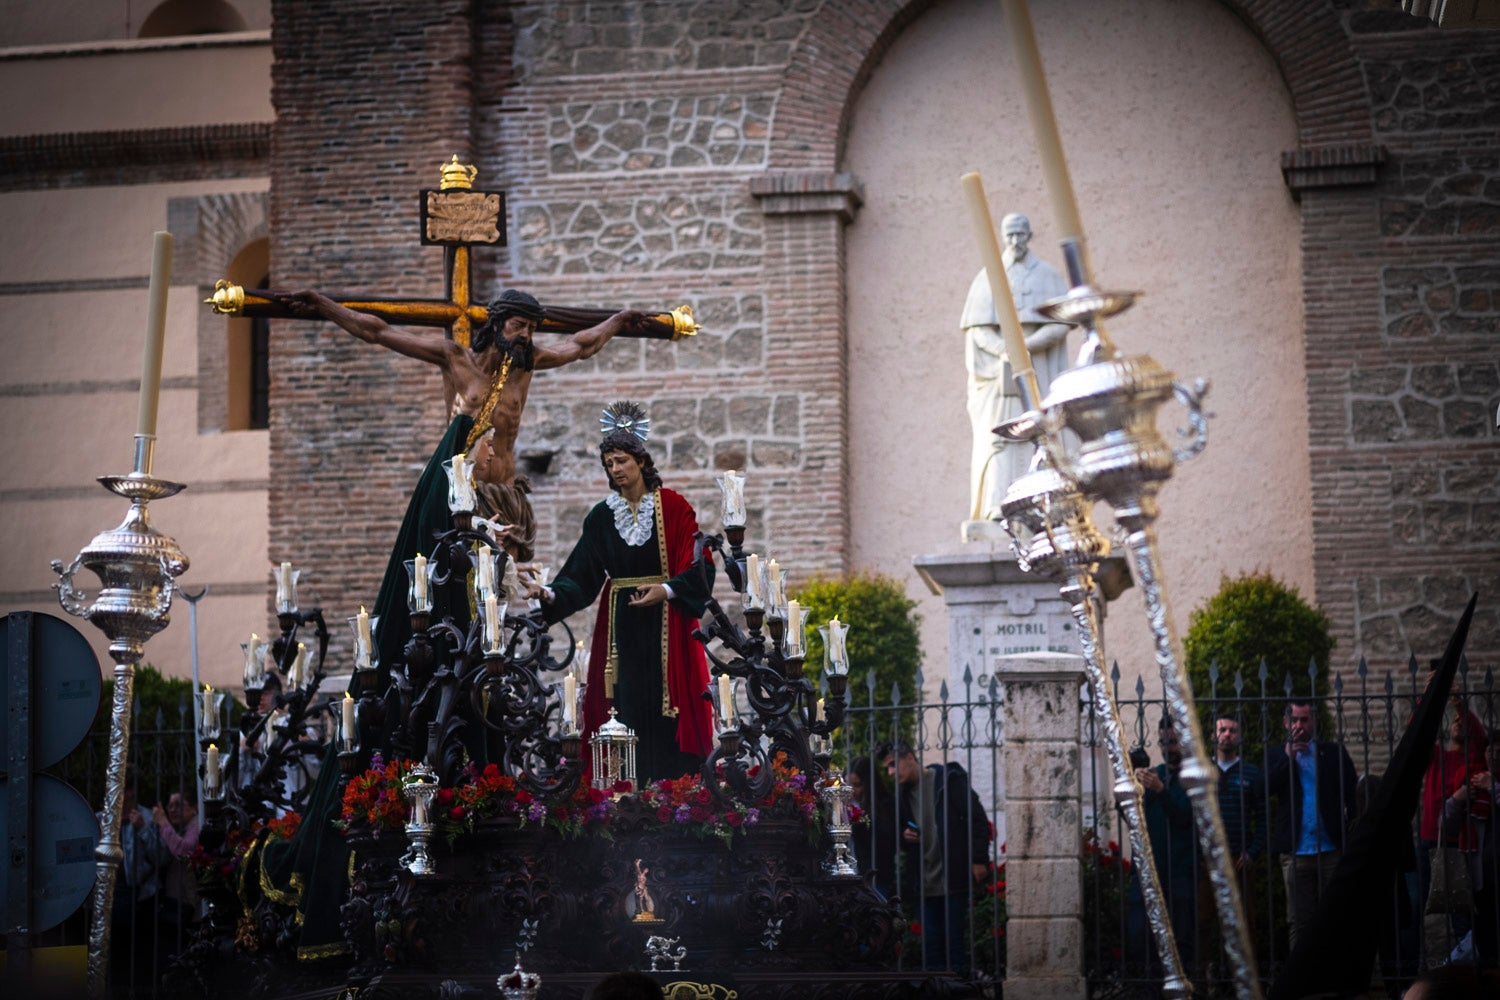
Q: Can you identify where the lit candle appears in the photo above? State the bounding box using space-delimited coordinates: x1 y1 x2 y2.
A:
292 642 307 689
201 685 213 726
342 692 355 742
816 698 825 724
787 600 802 653
205 743 220 787
961 172 1035 393
135 231 173 439
1001 0 1085 242
277 561 293 606
411 791 427 826
478 544 495 598
745 554 760 606
414 552 428 605
563 674 577 727
356 606 372 666
719 674 734 726
484 594 500 648
828 616 848 671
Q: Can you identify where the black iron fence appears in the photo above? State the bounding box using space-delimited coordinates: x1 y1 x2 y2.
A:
37 702 202 1000
32 655 1498 998
1088 654 1496 998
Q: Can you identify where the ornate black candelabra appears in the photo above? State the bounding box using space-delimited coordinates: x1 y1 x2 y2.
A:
690 532 846 805
344 518 582 809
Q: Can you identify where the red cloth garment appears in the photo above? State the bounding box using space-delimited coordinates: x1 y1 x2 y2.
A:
579 487 713 758
1421 708 1488 842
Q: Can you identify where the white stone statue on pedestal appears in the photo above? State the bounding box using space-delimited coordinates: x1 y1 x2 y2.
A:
961 212 1071 527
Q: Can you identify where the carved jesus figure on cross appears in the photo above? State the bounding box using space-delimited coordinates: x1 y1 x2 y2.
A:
272 288 650 488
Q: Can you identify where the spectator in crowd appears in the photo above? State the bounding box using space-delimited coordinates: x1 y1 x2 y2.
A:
1442 727 1500 966
847 754 899 900
153 790 200 923
1125 719 1199 981
879 742 992 976
113 782 169 988
1264 698 1359 950
1420 688 1489 965
1210 713 1265 947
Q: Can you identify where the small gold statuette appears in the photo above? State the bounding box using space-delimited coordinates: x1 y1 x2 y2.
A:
632 858 662 923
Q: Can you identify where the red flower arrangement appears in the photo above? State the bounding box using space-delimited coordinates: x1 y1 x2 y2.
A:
332 751 825 848
335 755 613 840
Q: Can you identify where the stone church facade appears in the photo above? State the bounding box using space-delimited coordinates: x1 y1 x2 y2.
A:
0 0 1495 690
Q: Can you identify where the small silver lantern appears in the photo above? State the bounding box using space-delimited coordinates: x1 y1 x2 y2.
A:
400 762 440 876
590 709 637 794
819 769 858 877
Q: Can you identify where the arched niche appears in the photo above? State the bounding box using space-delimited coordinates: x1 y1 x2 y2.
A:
138 0 248 38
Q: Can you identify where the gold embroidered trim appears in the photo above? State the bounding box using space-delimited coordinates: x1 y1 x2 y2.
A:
653 489 673 717
297 941 351 961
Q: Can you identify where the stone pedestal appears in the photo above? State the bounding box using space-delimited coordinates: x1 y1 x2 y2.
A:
998 651 1088 1000
913 543 1129 840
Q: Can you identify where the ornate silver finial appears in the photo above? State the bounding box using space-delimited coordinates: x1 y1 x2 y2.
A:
600 400 651 443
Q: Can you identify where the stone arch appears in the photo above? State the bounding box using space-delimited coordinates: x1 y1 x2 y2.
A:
139 0 248 38
766 0 1370 171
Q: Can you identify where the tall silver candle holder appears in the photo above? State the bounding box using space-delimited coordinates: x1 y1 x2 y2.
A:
400 762 441 876
1007 249 1257 998
52 434 189 1000
1000 461 1188 999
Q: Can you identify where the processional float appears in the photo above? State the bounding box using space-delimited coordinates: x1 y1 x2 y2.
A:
969 2 1259 998
55 149 899 996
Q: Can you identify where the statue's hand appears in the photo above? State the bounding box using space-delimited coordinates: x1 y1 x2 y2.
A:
265 289 326 319
615 309 651 335
1023 322 1069 352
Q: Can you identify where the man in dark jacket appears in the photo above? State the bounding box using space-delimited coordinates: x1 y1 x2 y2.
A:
1125 720 1199 980
879 742 992 976
1264 698 1359 950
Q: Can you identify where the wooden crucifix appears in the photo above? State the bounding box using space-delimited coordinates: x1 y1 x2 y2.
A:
207 155 699 345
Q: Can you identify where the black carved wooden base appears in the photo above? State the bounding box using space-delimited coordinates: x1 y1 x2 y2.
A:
166 816 983 999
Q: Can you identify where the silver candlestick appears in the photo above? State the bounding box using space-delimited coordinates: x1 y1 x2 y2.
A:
52 433 189 1000
1031 282 1258 1000
400 762 441 876
1000 462 1188 999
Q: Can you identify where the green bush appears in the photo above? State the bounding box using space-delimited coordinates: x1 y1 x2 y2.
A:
791 572 922 746
1183 571 1335 739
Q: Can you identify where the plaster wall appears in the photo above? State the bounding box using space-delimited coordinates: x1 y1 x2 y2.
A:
0 178 270 691
2 0 271 47
844 0 1312 695
0 42 272 134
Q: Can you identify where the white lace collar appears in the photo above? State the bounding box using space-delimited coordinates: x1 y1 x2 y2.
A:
605 491 655 546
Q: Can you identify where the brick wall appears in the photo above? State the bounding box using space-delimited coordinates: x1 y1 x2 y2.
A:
265 0 1498 675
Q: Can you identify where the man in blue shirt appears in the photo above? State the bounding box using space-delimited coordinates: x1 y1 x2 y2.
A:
1265 698 1359 950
